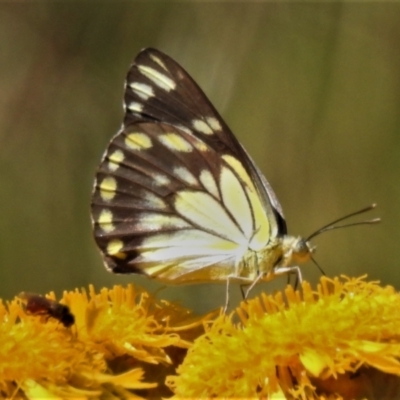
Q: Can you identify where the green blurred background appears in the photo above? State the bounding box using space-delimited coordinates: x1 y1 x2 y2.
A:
0 3 398 313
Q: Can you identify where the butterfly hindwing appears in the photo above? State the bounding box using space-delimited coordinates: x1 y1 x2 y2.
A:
91 48 286 283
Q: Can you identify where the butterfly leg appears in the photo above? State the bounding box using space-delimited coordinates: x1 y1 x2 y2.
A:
286 268 301 288
244 265 304 300
223 277 232 313
290 269 301 289
224 276 251 312
273 265 303 285
240 284 246 299
243 272 267 300
274 265 303 286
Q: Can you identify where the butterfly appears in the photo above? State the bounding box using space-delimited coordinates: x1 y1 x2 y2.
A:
90 48 378 306
19 292 75 328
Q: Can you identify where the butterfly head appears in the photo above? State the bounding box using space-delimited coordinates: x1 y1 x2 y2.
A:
277 204 380 273
281 235 315 266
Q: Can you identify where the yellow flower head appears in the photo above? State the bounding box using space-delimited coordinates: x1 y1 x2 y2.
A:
3 277 400 399
0 284 209 399
167 276 400 399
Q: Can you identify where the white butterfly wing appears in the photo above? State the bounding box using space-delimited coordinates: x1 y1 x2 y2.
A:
91 48 286 283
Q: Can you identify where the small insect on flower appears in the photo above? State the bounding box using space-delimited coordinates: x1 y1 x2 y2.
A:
19 292 75 328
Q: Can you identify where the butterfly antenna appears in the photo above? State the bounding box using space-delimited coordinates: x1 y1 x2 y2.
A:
306 203 380 241
311 256 326 276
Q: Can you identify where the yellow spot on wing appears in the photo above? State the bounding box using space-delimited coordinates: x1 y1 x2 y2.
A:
107 239 124 255
99 177 117 201
125 133 152 150
247 187 271 251
220 166 253 238
199 169 219 199
144 264 171 276
206 117 222 131
98 209 115 233
173 126 208 151
193 140 208 152
108 150 125 171
136 213 191 231
174 190 247 246
177 125 192 136
222 155 256 192
129 82 154 100
142 191 168 210
127 102 143 113
174 167 198 186
137 65 176 91
154 174 171 186
149 54 168 70
192 119 213 135
221 154 271 250
159 133 193 152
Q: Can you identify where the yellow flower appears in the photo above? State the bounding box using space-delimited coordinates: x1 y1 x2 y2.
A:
3 277 400 399
0 284 209 399
167 276 400 399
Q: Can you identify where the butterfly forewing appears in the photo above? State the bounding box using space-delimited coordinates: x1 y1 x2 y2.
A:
91 48 286 283
125 49 232 145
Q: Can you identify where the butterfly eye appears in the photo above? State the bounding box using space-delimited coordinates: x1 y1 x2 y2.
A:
293 238 314 262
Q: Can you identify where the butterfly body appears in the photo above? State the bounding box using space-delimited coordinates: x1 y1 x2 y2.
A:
91 48 314 291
